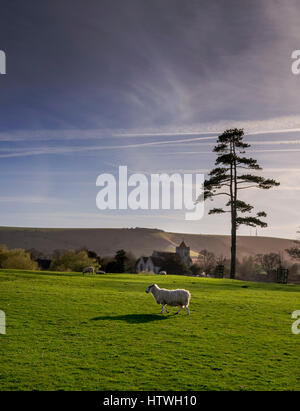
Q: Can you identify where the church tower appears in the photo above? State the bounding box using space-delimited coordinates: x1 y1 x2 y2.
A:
176 241 192 266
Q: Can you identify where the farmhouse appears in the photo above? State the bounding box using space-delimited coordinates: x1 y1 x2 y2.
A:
136 241 193 273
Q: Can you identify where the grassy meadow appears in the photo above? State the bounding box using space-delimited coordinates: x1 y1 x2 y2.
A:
0 269 299 391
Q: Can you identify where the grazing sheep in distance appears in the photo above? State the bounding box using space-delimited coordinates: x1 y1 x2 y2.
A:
96 270 106 274
82 266 94 275
145 283 191 315
159 270 167 275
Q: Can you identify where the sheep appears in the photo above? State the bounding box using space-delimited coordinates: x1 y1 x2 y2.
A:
145 283 191 315
159 270 167 275
96 270 106 274
82 266 94 275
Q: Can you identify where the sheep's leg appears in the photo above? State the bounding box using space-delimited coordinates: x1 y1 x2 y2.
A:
186 306 190 315
161 304 169 314
175 306 183 315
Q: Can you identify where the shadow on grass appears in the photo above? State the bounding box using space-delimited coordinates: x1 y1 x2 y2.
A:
90 314 170 323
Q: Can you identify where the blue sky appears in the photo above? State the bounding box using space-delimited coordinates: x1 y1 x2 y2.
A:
0 0 300 238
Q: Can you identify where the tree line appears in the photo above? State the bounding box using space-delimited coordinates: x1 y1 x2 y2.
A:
0 245 137 273
0 243 299 281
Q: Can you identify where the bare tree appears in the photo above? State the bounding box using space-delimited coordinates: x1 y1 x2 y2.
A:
197 249 216 274
255 253 281 274
286 229 300 260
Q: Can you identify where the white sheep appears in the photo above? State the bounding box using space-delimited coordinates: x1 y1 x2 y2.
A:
82 266 94 275
159 271 167 275
96 270 106 274
145 283 191 315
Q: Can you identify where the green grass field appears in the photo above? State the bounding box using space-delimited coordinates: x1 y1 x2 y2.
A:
0 269 299 391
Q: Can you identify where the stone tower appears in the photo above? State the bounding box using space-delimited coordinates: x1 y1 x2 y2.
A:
176 241 191 266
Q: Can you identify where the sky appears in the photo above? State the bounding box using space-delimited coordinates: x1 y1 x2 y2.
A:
0 0 300 239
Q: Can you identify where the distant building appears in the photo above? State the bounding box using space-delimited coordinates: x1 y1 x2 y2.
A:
136 241 192 273
175 241 192 267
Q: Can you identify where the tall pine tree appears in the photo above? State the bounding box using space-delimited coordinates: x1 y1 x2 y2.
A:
200 128 280 278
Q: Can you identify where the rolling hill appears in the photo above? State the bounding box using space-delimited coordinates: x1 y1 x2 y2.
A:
0 226 296 261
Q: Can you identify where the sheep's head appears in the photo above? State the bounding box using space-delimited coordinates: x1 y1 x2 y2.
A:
145 284 156 293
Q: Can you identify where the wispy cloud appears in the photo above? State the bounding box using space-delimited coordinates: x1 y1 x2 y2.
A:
2 114 300 144
0 196 68 205
160 147 300 157
1 129 300 159
0 135 219 158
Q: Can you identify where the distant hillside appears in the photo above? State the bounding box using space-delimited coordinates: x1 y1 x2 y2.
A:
0 226 296 261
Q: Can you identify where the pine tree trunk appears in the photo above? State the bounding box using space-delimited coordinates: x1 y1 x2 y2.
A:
230 214 236 279
230 138 237 279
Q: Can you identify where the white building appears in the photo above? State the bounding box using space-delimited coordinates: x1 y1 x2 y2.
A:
136 241 192 273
